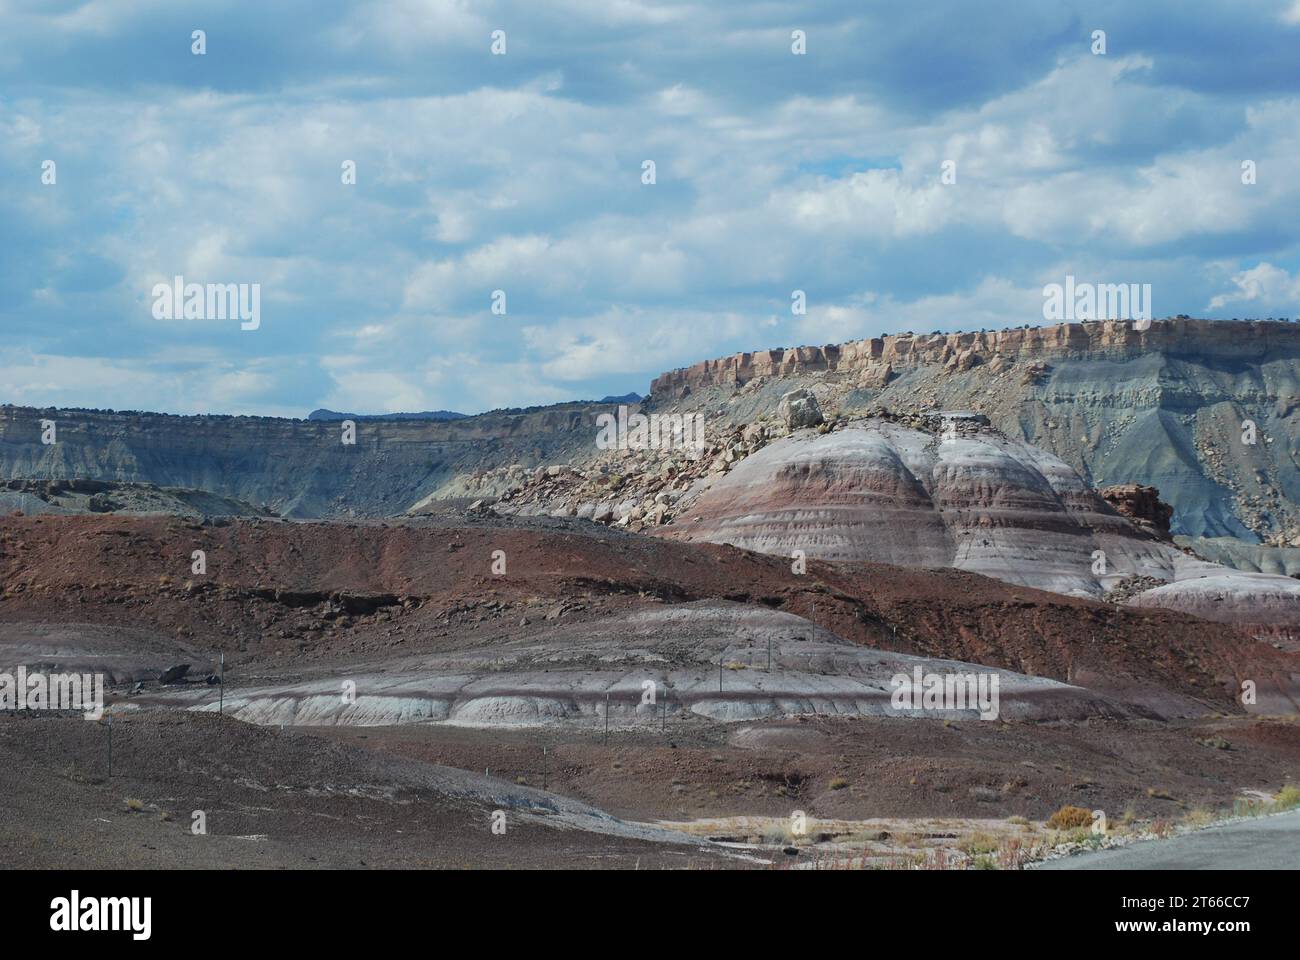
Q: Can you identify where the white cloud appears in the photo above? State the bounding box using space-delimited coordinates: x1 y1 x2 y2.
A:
3 4 1300 417
523 308 751 381
1209 263 1300 311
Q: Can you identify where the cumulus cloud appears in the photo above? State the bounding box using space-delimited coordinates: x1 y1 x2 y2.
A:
1 0 1299 415
1209 263 1300 311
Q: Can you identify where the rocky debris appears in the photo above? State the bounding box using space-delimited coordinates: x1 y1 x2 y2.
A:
1192 428 1296 546
488 411 797 530
1020 361 1050 385
853 407 990 439
777 389 824 430
0 477 271 519
157 664 190 685
1100 484 1173 541
494 441 727 531
1104 575 1167 604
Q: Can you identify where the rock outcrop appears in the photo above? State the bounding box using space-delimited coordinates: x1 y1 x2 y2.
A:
0 401 620 519
1099 484 1174 541
5 318 1300 548
1124 562 1300 634
179 600 1125 726
0 478 271 518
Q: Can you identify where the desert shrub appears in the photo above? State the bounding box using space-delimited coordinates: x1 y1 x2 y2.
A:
1274 785 1300 811
1046 805 1093 830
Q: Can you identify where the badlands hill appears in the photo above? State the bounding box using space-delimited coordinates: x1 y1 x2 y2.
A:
495 411 1300 633
660 419 1177 597
2 512 1294 716
648 318 1300 546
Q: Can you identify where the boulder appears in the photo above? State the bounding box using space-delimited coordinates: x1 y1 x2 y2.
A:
777 389 824 430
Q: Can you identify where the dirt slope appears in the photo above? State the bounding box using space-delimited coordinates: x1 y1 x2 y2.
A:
1 513 1295 716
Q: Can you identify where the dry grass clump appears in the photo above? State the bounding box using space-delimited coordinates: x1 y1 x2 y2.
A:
1046 805 1093 830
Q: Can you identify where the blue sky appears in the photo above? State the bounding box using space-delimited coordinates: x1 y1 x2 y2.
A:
2 0 1300 417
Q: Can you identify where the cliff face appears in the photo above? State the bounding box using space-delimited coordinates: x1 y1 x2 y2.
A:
649 319 1300 544
0 403 609 518
649 319 1300 399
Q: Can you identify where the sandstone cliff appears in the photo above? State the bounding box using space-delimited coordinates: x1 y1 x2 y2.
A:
649 319 1300 399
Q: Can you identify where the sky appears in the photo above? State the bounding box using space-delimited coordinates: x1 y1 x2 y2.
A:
2 0 1300 418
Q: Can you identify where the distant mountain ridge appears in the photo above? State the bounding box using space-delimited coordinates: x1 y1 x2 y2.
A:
594 392 643 404
307 408 468 422
305 393 642 422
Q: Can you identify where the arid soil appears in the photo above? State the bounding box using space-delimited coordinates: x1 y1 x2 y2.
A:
317 714 1300 826
0 711 734 869
3 707 1295 870
2 510 1298 869
1 513 1296 714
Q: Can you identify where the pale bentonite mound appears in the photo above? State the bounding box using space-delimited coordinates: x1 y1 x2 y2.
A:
153 601 1122 726
663 420 1175 597
1124 557 1300 631
662 419 1300 627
